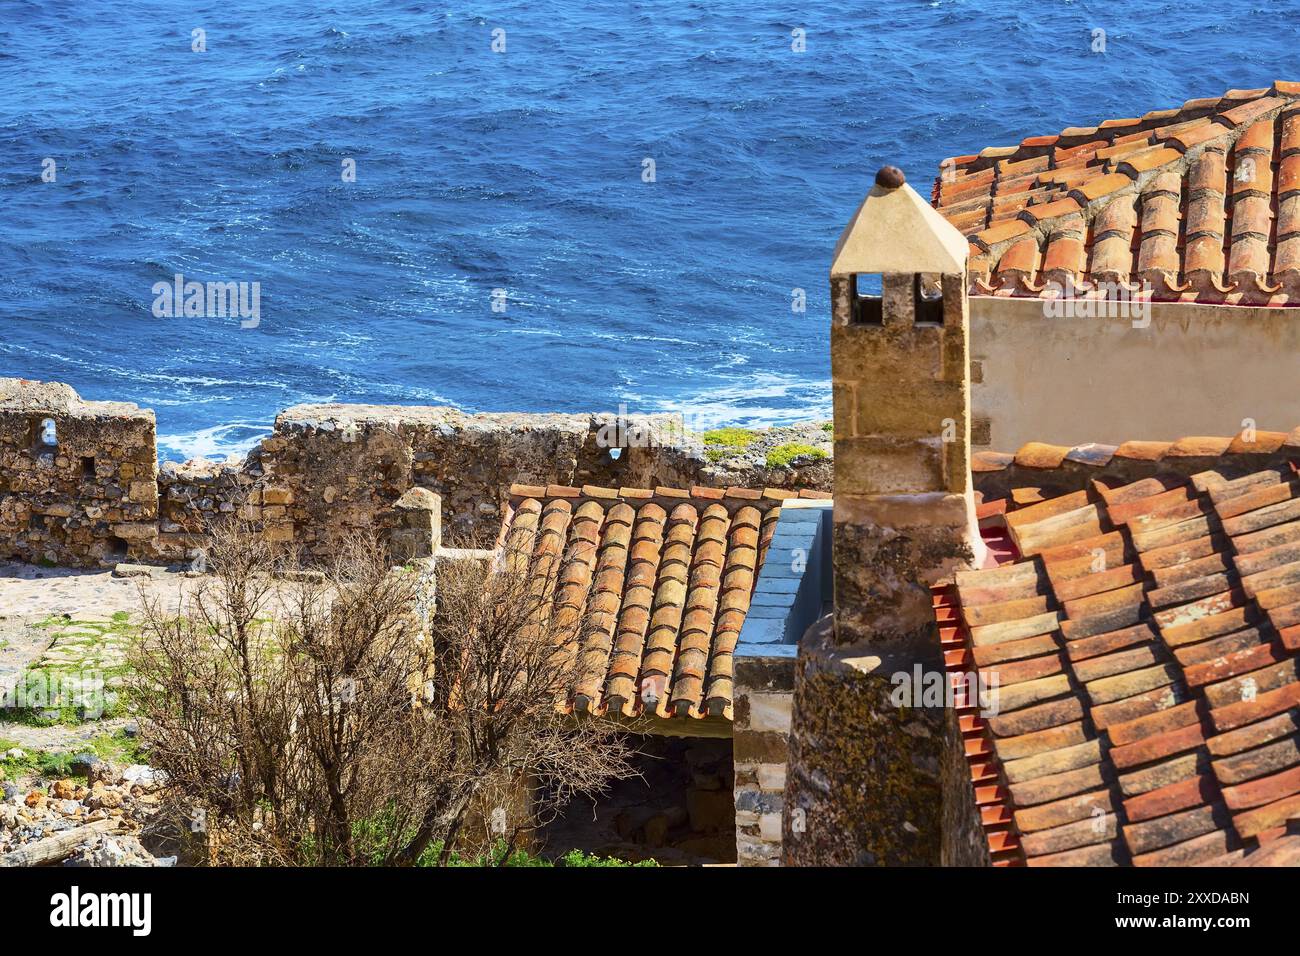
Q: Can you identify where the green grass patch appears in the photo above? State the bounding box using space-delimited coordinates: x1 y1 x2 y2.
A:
0 729 142 783
821 421 834 433
86 728 145 766
766 443 829 469
702 428 759 463
1 747 68 781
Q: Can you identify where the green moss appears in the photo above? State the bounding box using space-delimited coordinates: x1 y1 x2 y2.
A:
7 614 137 726
821 421 834 433
766 443 829 469
702 427 758 450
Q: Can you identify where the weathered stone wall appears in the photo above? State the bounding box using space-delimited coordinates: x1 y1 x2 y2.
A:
940 703 991 866
0 379 158 567
732 654 795 866
541 736 737 865
0 379 832 567
783 616 944 866
155 457 256 561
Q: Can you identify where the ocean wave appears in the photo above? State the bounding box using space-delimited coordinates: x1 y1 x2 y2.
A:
157 422 272 463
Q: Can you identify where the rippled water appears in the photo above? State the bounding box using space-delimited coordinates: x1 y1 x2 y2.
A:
1 0 1295 459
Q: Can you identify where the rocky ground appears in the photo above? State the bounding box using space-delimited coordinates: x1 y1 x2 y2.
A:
0 754 178 866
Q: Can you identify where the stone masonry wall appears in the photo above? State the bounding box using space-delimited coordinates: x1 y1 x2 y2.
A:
732 654 795 866
940 702 991 866
0 379 832 567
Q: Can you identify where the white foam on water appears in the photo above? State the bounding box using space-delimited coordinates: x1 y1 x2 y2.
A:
623 372 831 432
157 422 271 462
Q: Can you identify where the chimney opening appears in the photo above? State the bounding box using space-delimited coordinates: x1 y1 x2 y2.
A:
914 274 944 326
850 273 884 325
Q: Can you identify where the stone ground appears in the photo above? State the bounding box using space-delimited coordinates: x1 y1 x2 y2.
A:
0 561 199 752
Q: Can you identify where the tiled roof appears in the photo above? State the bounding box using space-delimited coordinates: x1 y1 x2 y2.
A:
932 82 1300 305
939 459 1300 865
496 483 829 721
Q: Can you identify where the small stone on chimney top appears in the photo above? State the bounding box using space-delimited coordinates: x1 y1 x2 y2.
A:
875 166 905 189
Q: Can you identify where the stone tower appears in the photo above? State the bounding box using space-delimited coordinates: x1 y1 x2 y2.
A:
783 166 984 865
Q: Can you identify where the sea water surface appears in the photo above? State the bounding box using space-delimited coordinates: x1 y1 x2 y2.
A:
1 0 1297 459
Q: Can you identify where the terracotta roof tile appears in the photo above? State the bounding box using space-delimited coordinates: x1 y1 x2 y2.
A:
1018 197 1082 224
498 485 789 720
1014 442 1072 469
973 450 1014 472
946 443 1300 865
971 218 1032 250
933 84 1300 305
1114 440 1173 461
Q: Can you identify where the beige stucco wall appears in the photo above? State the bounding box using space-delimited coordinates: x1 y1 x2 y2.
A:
971 296 1300 451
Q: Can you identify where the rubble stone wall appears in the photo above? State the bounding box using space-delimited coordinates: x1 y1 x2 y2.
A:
0 379 158 567
940 702 991 866
0 379 832 567
782 615 945 866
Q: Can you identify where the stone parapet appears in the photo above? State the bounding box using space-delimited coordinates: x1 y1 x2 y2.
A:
0 379 832 568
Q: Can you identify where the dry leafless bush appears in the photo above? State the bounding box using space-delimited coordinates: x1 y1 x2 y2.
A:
127 520 633 866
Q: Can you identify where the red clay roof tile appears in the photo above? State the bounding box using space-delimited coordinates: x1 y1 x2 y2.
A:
497 486 789 721
933 84 1300 305
947 441 1300 865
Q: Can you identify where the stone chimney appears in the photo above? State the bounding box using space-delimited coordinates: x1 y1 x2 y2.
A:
828 164 984 643
783 166 984 865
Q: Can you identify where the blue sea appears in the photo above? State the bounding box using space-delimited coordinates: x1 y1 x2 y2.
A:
2 1 1297 460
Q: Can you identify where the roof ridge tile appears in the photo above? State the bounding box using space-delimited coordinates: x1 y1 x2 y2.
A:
977 425 1300 475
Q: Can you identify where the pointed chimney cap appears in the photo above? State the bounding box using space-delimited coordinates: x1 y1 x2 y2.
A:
830 168 968 277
